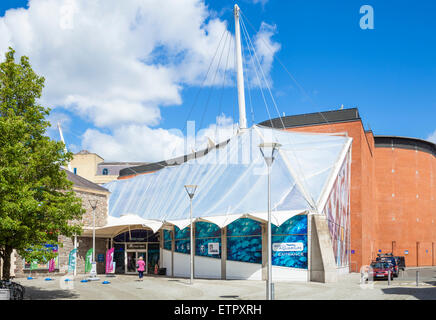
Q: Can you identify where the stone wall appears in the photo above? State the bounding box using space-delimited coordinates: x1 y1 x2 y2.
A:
75 237 108 274
12 188 110 278
74 190 108 228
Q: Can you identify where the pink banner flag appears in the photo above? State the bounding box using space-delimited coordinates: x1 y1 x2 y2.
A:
48 258 55 272
105 248 114 274
49 248 58 272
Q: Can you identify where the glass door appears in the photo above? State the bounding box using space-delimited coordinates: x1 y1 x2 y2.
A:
114 244 125 274
126 251 147 274
147 243 160 274
126 251 137 273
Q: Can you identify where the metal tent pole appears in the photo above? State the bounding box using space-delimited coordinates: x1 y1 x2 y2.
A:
234 4 247 130
190 198 194 285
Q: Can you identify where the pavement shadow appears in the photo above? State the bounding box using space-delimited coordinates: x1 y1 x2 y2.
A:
219 295 241 300
382 287 436 300
23 285 79 300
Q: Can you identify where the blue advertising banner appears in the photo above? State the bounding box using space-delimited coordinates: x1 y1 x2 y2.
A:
272 235 308 268
272 215 308 269
68 248 77 273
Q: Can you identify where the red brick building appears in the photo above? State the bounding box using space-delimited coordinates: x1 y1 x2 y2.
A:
259 108 436 271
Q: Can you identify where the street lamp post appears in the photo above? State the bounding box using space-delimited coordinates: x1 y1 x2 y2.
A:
88 199 99 281
184 185 198 285
259 142 281 300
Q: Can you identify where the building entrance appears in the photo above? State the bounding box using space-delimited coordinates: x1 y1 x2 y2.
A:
126 251 146 274
112 229 160 275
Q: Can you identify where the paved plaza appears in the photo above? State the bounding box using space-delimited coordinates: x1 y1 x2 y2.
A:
10 267 436 300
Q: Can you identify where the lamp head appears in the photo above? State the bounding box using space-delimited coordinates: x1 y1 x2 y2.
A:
259 142 281 166
88 199 98 210
184 185 198 199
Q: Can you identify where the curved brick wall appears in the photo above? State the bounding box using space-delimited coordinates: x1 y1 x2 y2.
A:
374 141 436 267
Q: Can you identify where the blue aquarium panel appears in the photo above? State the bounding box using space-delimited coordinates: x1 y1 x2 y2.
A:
174 226 190 239
195 237 221 259
227 218 262 237
272 214 307 235
175 239 190 254
227 236 262 264
195 221 221 238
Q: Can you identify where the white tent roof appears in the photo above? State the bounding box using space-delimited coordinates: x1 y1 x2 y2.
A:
102 125 352 230
82 214 164 237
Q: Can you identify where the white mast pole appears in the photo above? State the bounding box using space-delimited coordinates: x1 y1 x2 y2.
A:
234 4 247 130
57 121 73 172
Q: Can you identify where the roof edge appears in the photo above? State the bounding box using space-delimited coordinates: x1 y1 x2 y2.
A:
258 108 361 129
374 135 436 157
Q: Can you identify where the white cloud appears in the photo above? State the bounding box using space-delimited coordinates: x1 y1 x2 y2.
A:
0 0 236 127
252 0 269 6
0 0 280 161
427 130 436 144
245 22 281 88
81 114 236 162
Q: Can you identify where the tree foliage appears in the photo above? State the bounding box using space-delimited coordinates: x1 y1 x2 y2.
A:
0 48 85 279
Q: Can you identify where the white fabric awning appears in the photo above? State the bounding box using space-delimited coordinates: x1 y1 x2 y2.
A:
81 214 163 237
165 218 191 231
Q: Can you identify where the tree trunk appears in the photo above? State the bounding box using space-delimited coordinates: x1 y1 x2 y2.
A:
1 246 13 280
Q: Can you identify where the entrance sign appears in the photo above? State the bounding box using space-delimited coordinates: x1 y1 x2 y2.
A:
273 242 304 252
208 243 219 255
127 244 147 250
85 248 93 273
105 248 114 274
68 248 77 273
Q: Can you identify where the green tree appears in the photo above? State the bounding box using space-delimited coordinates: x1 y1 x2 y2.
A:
0 48 84 280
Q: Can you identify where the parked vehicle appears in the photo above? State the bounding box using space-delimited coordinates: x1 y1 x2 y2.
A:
376 254 399 277
394 256 406 271
369 261 394 280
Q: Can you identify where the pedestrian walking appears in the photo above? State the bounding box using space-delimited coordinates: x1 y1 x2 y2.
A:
137 256 146 281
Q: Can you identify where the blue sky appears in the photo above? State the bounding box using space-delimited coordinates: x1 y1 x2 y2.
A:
0 0 435 161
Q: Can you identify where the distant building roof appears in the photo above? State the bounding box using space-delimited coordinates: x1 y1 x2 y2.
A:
63 168 109 193
118 139 230 178
258 108 361 129
96 162 149 176
374 136 436 157
99 162 149 166
74 150 104 159
76 150 91 155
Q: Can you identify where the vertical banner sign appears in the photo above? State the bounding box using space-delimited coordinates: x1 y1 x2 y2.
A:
85 248 93 273
68 248 77 274
48 247 58 272
105 248 114 274
30 260 38 270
